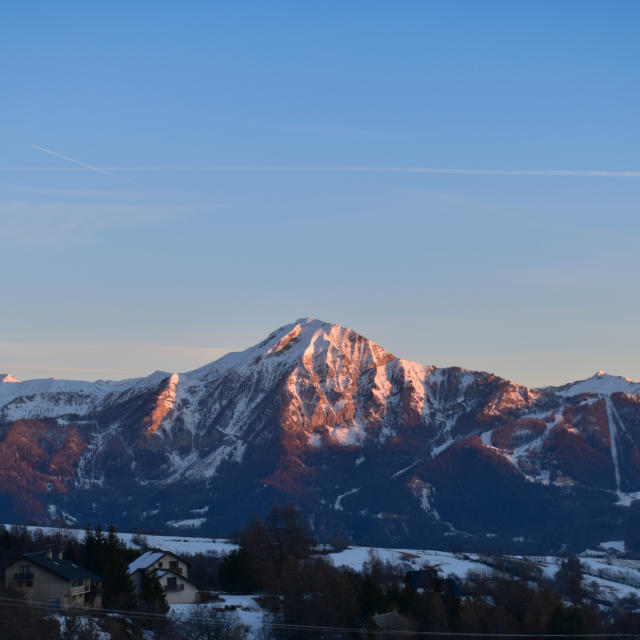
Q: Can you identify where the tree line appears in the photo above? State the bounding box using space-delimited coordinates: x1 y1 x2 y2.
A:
216 505 640 639
2 511 640 639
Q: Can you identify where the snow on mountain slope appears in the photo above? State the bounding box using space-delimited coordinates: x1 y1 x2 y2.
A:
0 370 170 421
548 370 640 397
2 317 640 547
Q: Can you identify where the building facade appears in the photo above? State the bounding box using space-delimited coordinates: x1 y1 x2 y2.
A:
128 549 198 605
4 551 102 610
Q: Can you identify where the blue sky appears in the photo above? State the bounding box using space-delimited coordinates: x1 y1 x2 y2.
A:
1 1 639 386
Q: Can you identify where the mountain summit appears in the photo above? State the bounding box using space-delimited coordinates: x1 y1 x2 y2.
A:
1 319 640 551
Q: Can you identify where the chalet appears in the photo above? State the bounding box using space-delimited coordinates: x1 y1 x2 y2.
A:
4 550 102 610
128 549 198 605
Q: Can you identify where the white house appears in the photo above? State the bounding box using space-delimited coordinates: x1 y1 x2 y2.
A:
128 550 198 605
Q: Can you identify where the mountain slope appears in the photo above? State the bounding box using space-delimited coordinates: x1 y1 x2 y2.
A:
2 318 640 551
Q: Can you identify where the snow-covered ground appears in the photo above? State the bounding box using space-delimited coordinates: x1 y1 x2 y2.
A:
326 545 491 577
54 614 111 640
170 595 267 639
2 523 237 556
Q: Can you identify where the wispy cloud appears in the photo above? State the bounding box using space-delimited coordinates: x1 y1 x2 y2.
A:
0 200 209 246
280 126 408 140
31 144 132 184
0 185 177 200
4 164 640 178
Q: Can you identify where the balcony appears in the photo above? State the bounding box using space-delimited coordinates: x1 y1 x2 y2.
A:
70 585 88 596
15 572 34 581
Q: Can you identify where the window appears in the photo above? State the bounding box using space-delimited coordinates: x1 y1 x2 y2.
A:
72 578 83 587
166 577 177 591
169 560 178 569
16 565 34 582
158 561 163 568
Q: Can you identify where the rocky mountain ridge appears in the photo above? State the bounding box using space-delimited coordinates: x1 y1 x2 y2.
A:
2 318 640 551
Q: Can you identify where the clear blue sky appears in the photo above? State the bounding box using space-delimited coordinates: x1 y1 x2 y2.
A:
1 1 639 386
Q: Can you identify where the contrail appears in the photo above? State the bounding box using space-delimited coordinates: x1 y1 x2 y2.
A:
31 144 132 184
9 161 640 178
85 165 640 178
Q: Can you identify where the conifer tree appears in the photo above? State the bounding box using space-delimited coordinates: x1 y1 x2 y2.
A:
82 524 135 609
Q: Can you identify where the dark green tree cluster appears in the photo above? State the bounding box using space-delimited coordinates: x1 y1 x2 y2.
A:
554 553 585 605
219 504 315 593
0 523 82 570
82 524 136 609
82 524 169 617
218 505 360 631
139 570 170 615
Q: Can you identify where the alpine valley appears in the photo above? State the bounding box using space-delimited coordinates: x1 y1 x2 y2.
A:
2 318 640 552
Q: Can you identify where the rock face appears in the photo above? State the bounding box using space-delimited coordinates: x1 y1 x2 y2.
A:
2 318 640 551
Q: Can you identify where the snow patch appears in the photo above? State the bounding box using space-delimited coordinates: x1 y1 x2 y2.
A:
391 460 420 479
605 398 624 493
308 432 322 448
616 491 640 506
164 440 246 483
167 518 207 529
334 488 360 511
190 506 209 515
327 424 366 446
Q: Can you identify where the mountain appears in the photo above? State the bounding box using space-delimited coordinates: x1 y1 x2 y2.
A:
2 318 640 551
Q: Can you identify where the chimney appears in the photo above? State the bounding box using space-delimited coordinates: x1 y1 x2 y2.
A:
47 549 52 559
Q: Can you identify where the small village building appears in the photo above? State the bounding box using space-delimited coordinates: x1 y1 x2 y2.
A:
128 549 198 605
366 609 415 633
4 550 102 610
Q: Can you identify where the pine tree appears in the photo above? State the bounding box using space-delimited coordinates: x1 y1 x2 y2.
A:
554 555 584 605
82 524 135 609
139 571 169 615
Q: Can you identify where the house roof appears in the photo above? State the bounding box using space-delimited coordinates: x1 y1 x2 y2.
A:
22 552 101 583
127 549 189 575
128 550 165 574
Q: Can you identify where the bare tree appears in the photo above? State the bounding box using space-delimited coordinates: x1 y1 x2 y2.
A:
177 605 247 640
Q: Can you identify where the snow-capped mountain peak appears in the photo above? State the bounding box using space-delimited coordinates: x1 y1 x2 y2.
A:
186 318 394 380
2 319 640 551
550 370 640 397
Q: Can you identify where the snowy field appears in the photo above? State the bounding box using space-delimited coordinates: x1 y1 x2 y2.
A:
327 545 490 575
2 523 237 556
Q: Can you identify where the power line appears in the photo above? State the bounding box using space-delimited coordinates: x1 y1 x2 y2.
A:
0 596 639 638
0 596 168 622
266 623 640 638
